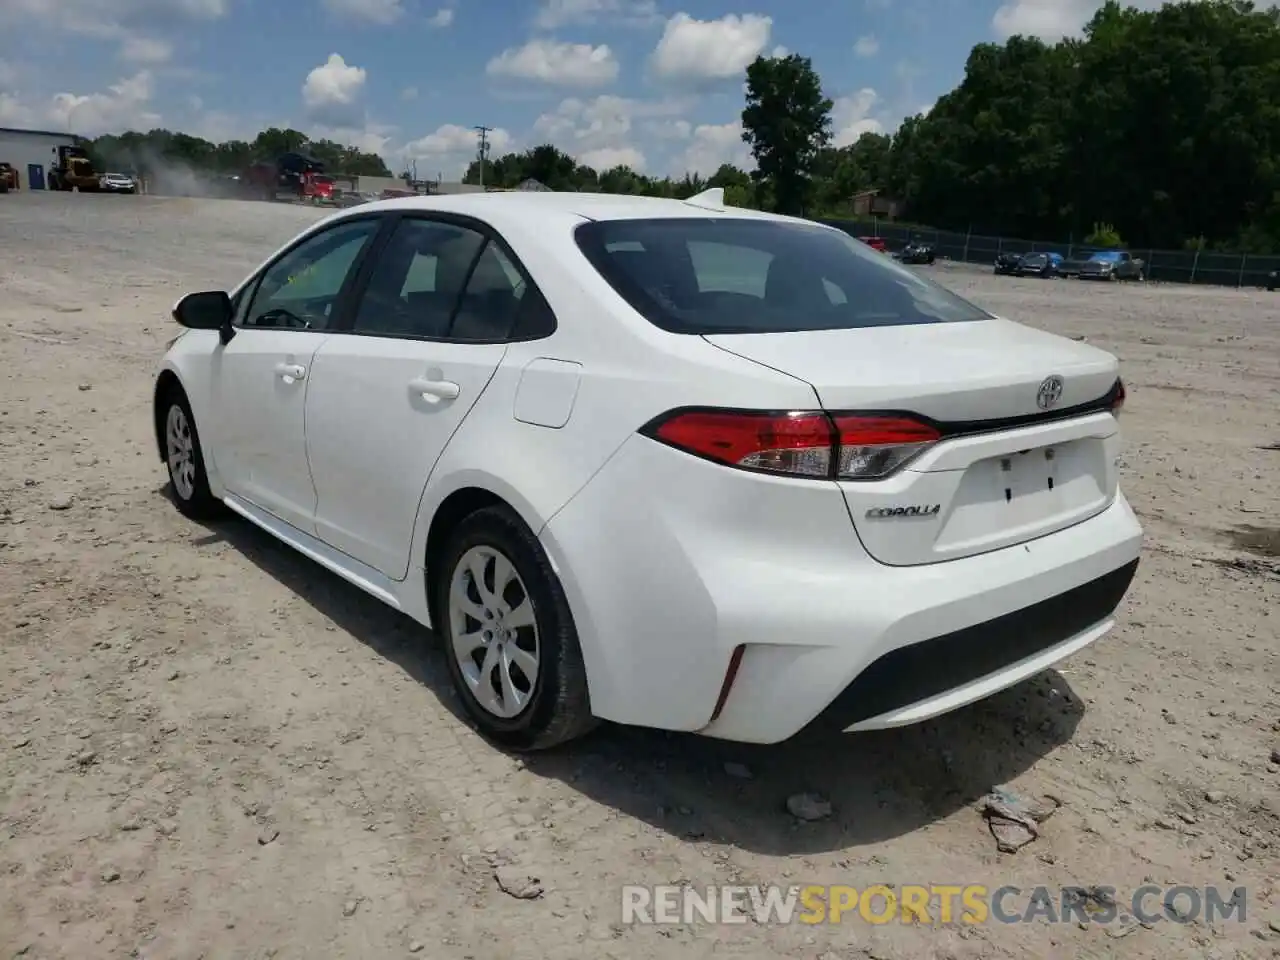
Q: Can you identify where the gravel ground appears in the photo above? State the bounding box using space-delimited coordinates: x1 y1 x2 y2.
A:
1 192 1277 960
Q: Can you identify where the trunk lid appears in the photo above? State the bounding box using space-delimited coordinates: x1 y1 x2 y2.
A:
703 318 1123 566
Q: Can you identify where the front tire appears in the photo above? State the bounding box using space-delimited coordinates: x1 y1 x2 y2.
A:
161 387 222 520
436 506 596 751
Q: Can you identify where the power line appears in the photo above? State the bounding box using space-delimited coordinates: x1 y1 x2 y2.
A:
474 125 492 188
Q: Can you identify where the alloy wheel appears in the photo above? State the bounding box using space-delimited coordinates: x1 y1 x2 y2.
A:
165 404 196 501
448 545 541 719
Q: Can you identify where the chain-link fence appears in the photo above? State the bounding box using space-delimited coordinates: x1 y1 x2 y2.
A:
821 218 1280 289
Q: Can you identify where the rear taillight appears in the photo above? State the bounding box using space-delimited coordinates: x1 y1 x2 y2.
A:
642 409 940 481
831 415 940 478
1110 378 1125 416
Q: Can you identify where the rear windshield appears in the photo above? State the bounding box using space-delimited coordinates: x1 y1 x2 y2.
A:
573 218 989 334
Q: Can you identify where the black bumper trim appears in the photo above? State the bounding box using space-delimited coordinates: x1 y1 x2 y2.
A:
800 557 1140 735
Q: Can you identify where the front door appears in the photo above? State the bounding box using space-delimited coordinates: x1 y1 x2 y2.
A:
210 216 383 532
305 216 534 578
27 164 44 190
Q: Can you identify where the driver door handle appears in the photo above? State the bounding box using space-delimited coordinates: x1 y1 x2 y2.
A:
408 377 460 401
274 362 306 382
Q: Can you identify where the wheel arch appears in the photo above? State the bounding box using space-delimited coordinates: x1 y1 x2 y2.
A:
152 359 223 497
153 369 184 462
424 487 504 627
420 477 551 629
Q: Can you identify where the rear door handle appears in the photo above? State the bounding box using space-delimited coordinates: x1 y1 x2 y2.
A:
274 362 306 383
409 377 460 401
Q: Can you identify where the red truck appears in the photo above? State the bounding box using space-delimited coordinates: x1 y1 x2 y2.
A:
242 152 337 203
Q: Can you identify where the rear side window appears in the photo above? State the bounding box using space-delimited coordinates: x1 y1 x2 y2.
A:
575 218 989 334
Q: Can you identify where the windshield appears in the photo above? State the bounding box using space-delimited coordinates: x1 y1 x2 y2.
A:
1089 251 1122 262
314 175 334 184
573 218 990 334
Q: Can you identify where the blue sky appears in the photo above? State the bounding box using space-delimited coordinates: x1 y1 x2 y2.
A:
0 0 1169 178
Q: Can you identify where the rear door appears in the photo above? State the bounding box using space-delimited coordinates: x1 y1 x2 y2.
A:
304 213 545 579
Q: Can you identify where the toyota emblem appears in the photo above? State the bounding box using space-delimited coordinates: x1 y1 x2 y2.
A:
1036 375 1064 410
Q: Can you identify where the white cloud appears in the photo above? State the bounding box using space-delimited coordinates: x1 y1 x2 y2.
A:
314 121 397 158
579 145 645 170
991 0 1099 39
46 70 161 136
119 34 173 63
0 92 36 127
302 53 367 128
854 34 879 57
401 85 419 100
989 0 1255 40
0 0 230 22
0 0 225 65
426 6 453 26
184 107 258 142
830 89 885 147
321 0 404 24
402 122 514 178
649 12 772 83
532 95 688 171
533 0 660 29
675 120 751 176
486 39 619 87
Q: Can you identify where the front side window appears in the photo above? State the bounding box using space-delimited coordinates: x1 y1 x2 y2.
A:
574 218 989 334
242 219 380 331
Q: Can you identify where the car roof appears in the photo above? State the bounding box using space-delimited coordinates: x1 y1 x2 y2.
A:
332 189 808 226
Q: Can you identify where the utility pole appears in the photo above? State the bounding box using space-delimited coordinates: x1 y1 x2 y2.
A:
474 125 492 188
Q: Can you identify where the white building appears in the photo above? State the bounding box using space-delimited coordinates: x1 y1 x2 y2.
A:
0 126 83 190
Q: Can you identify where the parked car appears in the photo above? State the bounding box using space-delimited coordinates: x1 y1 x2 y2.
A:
99 172 138 194
1016 252 1064 278
993 251 1025 275
1075 250 1145 281
858 235 888 253
898 241 936 265
153 190 1140 750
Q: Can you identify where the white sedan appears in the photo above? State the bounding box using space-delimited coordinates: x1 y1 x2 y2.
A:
153 189 1142 750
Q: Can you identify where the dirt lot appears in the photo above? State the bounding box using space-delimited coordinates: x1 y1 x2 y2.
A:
1 192 1277 960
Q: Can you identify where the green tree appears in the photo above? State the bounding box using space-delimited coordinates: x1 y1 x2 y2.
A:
893 0 1280 251
90 125 390 178
741 53 833 215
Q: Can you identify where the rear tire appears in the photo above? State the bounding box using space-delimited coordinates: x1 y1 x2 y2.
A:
160 386 223 520
435 506 597 751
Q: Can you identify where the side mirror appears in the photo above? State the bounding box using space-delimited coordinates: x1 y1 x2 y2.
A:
173 290 233 330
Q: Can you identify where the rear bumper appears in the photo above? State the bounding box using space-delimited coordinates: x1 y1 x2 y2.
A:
540 434 1143 744
804 557 1136 735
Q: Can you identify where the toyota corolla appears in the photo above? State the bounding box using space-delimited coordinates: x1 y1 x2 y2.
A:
153 189 1141 750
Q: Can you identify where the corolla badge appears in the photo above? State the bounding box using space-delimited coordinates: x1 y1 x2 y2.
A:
865 504 941 519
1036 375 1065 410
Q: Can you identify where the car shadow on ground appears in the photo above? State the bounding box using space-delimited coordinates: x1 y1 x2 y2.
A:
181 491 1087 857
